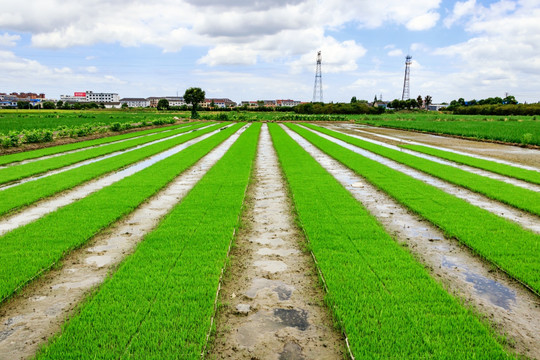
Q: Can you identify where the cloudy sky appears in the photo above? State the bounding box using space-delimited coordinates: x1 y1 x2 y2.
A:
0 0 539 103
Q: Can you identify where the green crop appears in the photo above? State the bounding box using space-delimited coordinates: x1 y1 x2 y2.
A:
0 123 245 303
36 123 261 359
400 144 540 185
0 124 226 216
356 114 540 146
0 122 195 166
268 123 512 359
303 124 540 217
287 123 540 294
0 123 208 184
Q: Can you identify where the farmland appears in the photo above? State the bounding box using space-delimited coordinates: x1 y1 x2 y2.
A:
0 112 539 359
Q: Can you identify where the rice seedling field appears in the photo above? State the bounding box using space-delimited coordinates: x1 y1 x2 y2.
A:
0 116 538 359
356 113 540 146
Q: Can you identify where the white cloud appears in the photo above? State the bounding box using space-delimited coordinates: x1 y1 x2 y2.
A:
0 50 125 96
0 32 20 47
387 49 404 57
434 0 540 102
289 37 367 74
0 0 441 69
405 11 440 30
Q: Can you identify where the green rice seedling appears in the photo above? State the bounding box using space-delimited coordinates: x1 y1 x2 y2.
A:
399 144 540 185
303 124 540 217
268 123 512 359
0 122 196 166
287 123 540 294
0 123 209 184
0 124 226 216
356 114 540 146
0 123 245 303
36 124 261 359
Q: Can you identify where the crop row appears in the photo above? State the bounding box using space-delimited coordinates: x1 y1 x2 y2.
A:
268 123 511 358
0 117 179 148
0 122 208 185
0 123 227 217
36 123 261 359
0 122 195 166
303 124 540 217
399 143 540 185
356 117 540 146
0 123 245 303
286 124 540 294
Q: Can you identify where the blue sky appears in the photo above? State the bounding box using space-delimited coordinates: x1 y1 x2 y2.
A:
1 0 539 104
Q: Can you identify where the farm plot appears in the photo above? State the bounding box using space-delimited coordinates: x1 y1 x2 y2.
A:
269 123 512 359
0 124 250 359
303 124 540 217
281 125 540 358
36 123 261 359
286 124 540 294
0 123 226 217
0 123 243 303
0 122 208 185
399 143 540 185
0 121 195 166
0 119 538 359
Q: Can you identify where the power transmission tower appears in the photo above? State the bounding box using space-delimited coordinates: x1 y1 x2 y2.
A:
312 51 323 103
401 55 412 100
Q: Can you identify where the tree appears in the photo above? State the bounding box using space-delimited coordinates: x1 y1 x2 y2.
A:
416 95 423 109
42 101 56 109
17 101 30 109
210 99 215 109
184 88 205 118
503 95 518 105
56 100 63 108
157 98 169 111
350 96 357 103
424 95 432 109
121 102 129 109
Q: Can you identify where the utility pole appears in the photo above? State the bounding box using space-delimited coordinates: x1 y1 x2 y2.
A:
401 55 412 101
312 51 323 103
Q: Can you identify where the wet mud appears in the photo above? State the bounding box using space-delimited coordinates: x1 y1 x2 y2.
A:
283 125 540 359
325 124 540 193
0 125 229 237
300 125 540 234
0 125 247 360
210 124 344 359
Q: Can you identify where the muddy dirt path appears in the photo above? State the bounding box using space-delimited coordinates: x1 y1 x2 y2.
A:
0 125 248 360
0 124 212 191
283 125 540 359
0 125 230 237
0 126 184 170
299 125 540 234
210 124 345 359
338 124 540 170
324 124 540 193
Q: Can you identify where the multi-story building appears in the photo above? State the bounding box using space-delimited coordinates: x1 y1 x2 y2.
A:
85 91 119 103
147 97 186 107
60 92 87 102
60 91 119 103
119 98 150 108
240 101 258 108
0 92 47 107
202 98 236 108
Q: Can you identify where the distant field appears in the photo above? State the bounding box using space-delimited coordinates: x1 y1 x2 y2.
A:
355 113 540 146
0 110 191 134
